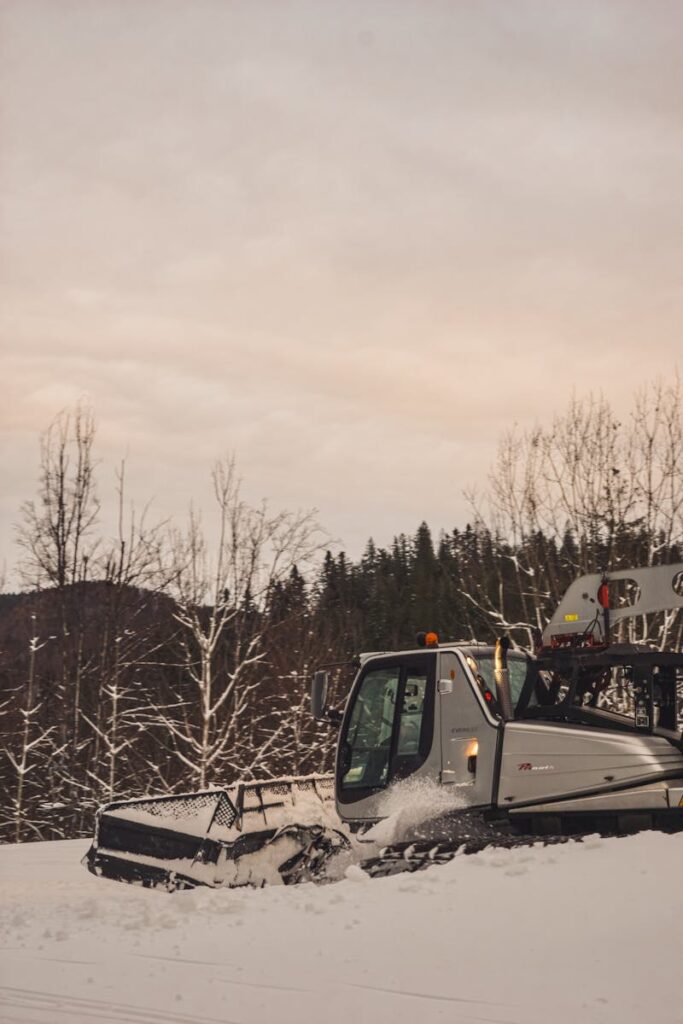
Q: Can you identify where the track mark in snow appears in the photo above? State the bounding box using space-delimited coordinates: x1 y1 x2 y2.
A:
0 1014 52 1024
134 953 308 992
135 953 237 968
0 986 242 1024
346 982 519 1020
217 977 309 993
34 956 97 965
1 951 96 966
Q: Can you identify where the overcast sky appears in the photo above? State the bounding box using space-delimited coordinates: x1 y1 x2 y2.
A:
1 0 682 581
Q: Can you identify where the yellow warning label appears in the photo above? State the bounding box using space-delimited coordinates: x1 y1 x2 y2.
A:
679 796 683 808
564 614 579 622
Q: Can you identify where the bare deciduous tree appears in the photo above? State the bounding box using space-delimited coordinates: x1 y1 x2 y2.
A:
16 404 100 590
467 378 683 646
154 457 324 789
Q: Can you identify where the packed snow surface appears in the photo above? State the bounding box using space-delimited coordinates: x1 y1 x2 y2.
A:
1 831 682 1023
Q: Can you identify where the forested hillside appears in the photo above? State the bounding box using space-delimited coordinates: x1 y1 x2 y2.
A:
1 380 681 842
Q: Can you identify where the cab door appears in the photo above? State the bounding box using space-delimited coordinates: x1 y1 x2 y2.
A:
336 651 441 820
438 650 499 808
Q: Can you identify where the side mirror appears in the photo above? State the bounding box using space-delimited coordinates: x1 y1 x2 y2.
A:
311 670 330 720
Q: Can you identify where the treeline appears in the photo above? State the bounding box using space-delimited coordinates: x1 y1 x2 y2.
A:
1 380 681 842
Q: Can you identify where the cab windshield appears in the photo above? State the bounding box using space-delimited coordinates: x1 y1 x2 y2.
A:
338 655 435 799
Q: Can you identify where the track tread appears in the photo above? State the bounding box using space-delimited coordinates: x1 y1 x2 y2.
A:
359 833 568 879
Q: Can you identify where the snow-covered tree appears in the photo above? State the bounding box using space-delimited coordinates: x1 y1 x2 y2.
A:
153 457 324 789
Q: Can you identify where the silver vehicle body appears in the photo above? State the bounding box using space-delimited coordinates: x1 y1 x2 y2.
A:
542 563 683 644
335 645 683 826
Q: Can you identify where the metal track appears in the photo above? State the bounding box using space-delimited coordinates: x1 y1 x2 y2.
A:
359 833 566 879
355 807 552 878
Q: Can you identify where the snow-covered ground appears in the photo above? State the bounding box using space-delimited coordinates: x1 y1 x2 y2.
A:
1 832 682 1024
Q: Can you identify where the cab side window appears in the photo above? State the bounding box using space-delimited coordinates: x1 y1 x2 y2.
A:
396 670 428 756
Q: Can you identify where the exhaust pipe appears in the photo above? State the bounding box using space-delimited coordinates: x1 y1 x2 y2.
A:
494 636 514 720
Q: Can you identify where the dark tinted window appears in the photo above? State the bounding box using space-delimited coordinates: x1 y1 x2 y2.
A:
338 655 436 802
342 666 400 789
396 669 428 756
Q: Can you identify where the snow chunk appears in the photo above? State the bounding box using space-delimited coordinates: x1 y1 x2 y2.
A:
344 864 370 883
362 775 467 845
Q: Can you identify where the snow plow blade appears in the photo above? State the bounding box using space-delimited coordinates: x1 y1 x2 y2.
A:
83 775 349 891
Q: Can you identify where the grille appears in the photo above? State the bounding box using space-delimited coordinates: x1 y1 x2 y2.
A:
109 791 237 829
